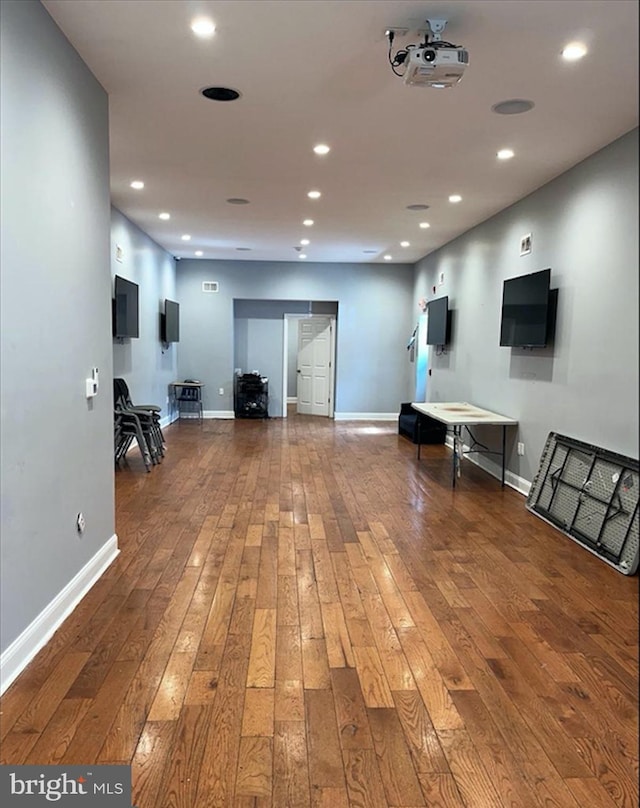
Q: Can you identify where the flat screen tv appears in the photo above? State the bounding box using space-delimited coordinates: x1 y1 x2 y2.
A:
113 275 139 338
426 296 449 345
500 268 551 348
161 299 180 343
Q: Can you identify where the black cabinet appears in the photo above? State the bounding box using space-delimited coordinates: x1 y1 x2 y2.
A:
234 374 269 418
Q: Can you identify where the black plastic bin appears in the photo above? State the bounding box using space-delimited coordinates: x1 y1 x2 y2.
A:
398 403 446 444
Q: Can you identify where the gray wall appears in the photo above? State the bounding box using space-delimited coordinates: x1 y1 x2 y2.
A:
414 129 639 485
176 261 415 415
111 208 177 419
0 0 115 652
234 300 309 416
287 318 301 398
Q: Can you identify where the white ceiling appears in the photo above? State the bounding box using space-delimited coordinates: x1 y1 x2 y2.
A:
42 0 638 265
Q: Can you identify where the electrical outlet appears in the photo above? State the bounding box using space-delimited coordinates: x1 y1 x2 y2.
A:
219 387 224 395
517 442 525 456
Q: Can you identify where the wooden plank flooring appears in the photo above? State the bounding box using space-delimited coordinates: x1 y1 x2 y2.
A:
1 414 638 807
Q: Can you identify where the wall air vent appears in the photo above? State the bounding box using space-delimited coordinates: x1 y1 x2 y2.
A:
202 281 219 293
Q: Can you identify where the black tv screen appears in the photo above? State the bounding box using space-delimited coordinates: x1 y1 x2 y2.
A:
500 268 550 347
113 275 139 338
162 299 180 343
426 296 449 345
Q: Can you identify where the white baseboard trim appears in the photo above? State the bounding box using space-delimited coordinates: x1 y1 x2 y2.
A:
334 412 399 421
287 397 297 404
0 534 120 695
169 411 235 420
443 435 531 495
161 412 179 428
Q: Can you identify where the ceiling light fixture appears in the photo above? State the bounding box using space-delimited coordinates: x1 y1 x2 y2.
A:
181 234 191 241
384 255 392 261
419 222 430 229
191 17 216 38
497 148 515 160
303 219 314 227
307 190 321 199
195 251 203 257
313 144 330 155
130 180 144 190
562 41 587 61
299 254 307 260
159 212 171 220
300 239 310 246
449 194 462 203
400 241 410 247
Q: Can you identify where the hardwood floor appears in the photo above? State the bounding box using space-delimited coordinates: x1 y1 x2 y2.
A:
1 414 638 807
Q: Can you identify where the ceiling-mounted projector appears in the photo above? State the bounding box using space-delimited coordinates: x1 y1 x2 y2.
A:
403 45 469 88
387 18 469 89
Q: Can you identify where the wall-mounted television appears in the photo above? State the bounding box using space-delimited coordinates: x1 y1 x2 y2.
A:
426 296 450 345
113 275 139 338
161 299 180 343
500 268 551 348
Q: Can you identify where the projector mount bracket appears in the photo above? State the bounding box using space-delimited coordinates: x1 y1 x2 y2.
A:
418 19 448 42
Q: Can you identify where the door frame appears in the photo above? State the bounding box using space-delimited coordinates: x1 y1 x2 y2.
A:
282 313 336 418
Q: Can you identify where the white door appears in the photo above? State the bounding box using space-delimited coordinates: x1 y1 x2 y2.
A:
296 317 334 416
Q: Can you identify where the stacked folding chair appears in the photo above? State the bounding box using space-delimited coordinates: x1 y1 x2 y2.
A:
113 378 165 471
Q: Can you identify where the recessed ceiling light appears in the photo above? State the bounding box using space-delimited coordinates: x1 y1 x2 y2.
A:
491 99 535 115
449 195 462 203
562 41 587 61
130 180 144 190
181 234 191 241
497 148 515 160
299 254 307 260
159 212 170 220
191 17 216 38
307 190 321 199
226 197 250 205
303 219 314 227
400 241 410 248
313 144 330 155
201 86 241 102
300 239 310 246
406 203 429 211
384 255 392 261
419 222 430 229
195 250 203 257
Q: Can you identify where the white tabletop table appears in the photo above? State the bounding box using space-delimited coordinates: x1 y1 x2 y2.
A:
411 402 518 487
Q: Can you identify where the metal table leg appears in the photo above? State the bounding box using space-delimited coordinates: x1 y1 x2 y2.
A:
452 425 460 488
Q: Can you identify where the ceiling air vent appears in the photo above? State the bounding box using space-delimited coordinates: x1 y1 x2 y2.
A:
202 281 219 293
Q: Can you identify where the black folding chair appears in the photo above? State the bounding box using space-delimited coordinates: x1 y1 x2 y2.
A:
113 378 164 469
